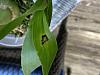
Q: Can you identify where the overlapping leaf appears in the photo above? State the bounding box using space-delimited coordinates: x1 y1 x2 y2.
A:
30 11 58 75
44 0 52 25
0 0 47 39
21 29 41 75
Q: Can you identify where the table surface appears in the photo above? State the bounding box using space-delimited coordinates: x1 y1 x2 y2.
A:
64 0 100 75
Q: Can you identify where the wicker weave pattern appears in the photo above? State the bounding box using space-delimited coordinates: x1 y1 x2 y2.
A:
0 64 42 75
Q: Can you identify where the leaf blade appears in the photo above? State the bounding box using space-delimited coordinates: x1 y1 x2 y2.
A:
0 0 47 39
21 29 41 75
30 11 58 75
44 0 52 25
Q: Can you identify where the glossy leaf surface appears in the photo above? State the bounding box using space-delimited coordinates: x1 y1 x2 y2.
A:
30 11 58 75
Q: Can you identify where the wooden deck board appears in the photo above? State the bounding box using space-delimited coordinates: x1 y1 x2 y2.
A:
64 0 100 75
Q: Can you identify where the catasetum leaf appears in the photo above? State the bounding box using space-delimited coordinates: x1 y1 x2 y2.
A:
30 10 58 75
21 29 41 75
0 0 47 39
44 0 52 25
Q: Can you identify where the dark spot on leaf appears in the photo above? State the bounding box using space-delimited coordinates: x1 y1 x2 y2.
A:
41 34 48 45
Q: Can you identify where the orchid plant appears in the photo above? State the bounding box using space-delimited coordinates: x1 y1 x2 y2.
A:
0 0 58 75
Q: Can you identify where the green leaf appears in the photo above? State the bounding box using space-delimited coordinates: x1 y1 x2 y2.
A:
0 0 47 39
30 11 58 75
21 29 41 75
44 0 52 25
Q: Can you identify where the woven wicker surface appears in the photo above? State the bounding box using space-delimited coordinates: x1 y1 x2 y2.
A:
0 64 42 75
0 48 21 66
